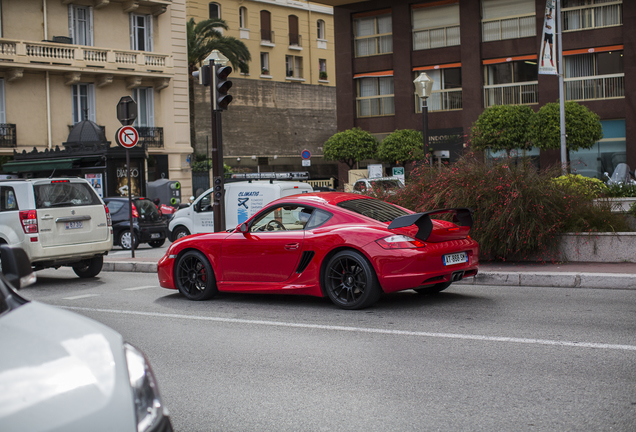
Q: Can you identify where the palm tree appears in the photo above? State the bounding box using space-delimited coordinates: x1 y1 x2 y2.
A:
187 18 251 149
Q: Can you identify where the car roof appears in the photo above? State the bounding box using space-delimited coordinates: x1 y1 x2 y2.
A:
270 191 376 207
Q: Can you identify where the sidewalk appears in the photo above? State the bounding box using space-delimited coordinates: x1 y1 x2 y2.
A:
102 256 636 290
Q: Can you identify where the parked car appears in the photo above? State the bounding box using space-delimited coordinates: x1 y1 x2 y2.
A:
158 192 479 310
104 197 168 250
0 245 174 432
352 177 404 195
0 178 113 278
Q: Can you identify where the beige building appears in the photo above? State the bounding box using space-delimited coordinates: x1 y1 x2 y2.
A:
0 0 195 198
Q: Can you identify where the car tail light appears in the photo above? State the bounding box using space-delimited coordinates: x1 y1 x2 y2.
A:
51 180 69 183
376 235 425 249
132 203 139 218
105 205 112 226
20 210 38 234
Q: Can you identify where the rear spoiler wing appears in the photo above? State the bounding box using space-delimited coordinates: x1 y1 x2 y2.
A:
387 208 474 242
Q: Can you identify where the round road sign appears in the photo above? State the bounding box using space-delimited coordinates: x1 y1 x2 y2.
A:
116 126 139 149
301 149 311 160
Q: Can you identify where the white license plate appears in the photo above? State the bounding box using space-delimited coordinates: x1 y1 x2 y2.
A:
150 233 161 239
65 221 83 230
443 252 467 266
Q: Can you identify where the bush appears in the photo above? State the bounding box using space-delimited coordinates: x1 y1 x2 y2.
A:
552 174 608 200
602 183 636 198
387 155 629 261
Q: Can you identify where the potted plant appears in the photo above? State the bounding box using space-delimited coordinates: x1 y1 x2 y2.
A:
319 71 328 80
261 68 269 75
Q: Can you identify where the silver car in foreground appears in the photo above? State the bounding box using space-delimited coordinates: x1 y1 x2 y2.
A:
0 246 173 432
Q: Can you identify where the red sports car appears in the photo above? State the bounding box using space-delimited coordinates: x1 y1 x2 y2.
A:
157 192 478 309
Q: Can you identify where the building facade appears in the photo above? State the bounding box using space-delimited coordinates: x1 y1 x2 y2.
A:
311 0 634 181
0 0 194 198
187 0 338 180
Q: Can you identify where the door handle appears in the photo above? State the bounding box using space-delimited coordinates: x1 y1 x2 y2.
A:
284 243 299 250
41 215 53 220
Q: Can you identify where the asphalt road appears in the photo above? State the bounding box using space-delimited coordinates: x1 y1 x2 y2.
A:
20 268 636 432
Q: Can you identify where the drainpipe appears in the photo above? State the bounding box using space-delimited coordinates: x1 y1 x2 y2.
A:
43 0 52 149
307 4 313 84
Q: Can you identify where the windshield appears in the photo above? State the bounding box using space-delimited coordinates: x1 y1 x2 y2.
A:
371 180 402 190
34 182 101 208
337 198 408 223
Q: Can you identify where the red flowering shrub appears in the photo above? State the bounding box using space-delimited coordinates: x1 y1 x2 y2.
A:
382 154 628 261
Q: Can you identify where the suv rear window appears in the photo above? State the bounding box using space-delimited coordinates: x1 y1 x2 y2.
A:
34 182 101 209
337 198 408 223
134 199 162 222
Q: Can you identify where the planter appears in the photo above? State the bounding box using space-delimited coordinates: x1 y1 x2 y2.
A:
593 197 636 212
554 233 636 263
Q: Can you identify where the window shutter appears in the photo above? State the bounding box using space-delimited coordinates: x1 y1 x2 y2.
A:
481 0 534 20
0 79 6 124
129 13 135 49
146 15 153 52
88 7 94 46
147 88 155 127
412 4 459 30
88 84 96 122
68 5 75 43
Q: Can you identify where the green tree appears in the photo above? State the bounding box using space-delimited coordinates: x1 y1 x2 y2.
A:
377 129 424 166
468 105 534 156
530 101 603 153
187 18 251 148
323 128 378 169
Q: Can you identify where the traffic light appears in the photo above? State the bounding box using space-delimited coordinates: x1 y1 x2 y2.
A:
213 64 233 111
192 65 210 86
213 176 224 202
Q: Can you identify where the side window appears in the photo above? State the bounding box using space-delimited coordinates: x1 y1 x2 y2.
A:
250 205 314 232
106 200 124 214
0 187 18 211
353 181 366 192
306 209 332 230
197 192 213 212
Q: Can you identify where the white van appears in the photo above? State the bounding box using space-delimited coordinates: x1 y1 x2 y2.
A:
168 180 313 240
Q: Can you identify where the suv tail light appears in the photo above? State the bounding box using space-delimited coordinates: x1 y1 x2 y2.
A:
20 210 38 234
104 205 112 227
131 203 139 218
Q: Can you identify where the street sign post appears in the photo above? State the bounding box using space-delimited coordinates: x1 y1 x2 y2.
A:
115 95 138 257
116 96 138 126
301 149 311 160
116 126 139 149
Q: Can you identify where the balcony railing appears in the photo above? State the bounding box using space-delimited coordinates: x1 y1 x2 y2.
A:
482 14 536 42
484 81 538 107
0 124 17 148
261 30 275 44
354 34 393 57
0 39 172 73
356 96 395 117
413 25 460 50
137 127 164 148
563 1 622 32
289 33 302 48
416 89 463 113
565 74 624 101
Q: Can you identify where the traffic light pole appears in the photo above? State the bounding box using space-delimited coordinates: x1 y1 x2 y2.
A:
209 59 226 232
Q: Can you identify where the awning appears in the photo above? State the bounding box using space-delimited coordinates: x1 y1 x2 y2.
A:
2 158 82 173
353 70 393 79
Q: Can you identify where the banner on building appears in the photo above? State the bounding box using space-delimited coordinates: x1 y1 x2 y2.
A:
539 0 558 75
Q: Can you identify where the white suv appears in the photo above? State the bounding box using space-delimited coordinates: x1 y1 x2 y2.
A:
0 178 113 277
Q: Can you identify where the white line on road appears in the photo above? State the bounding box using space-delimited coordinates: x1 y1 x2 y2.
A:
62 306 636 352
63 294 101 300
123 286 157 291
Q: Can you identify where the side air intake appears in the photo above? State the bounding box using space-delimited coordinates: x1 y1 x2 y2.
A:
295 251 315 274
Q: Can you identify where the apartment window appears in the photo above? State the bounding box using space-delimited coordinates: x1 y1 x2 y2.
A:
72 83 96 124
356 76 394 117
414 68 462 112
564 50 624 101
353 12 392 57
412 2 460 50
319 59 327 80
209 2 220 19
289 15 300 46
563 0 622 31
261 10 272 43
317 19 325 39
132 87 155 127
285 55 303 79
239 7 247 28
481 0 535 42
260 52 270 75
130 14 153 51
483 59 538 106
68 5 93 46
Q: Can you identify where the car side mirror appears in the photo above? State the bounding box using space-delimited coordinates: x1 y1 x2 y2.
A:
1 245 36 289
239 223 249 234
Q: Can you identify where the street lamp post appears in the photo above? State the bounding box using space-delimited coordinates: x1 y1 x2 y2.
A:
413 73 434 167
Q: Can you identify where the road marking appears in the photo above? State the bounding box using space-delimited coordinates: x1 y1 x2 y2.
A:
63 294 100 300
62 306 636 352
123 286 157 291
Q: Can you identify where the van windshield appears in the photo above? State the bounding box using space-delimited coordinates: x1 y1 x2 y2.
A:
34 182 101 208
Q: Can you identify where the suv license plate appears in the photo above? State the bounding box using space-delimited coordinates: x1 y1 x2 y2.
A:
65 221 83 230
150 233 161 239
443 252 467 266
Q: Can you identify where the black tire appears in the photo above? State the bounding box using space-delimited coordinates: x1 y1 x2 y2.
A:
118 230 138 250
175 250 218 300
72 256 103 278
149 239 166 248
323 250 381 310
414 282 452 295
172 226 190 241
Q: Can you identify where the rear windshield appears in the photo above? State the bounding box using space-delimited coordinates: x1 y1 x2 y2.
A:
134 199 162 222
337 198 408 223
371 180 402 190
34 182 101 209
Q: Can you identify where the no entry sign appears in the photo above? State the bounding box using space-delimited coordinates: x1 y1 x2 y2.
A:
116 126 139 149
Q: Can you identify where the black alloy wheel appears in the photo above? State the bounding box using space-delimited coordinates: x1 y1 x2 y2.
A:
323 250 381 310
175 250 218 300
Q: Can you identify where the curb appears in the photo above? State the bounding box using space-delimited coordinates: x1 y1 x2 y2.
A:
102 262 636 290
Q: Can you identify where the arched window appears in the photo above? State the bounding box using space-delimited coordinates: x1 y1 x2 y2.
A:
239 7 247 28
288 15 299 46
317 19 325 40
209 2 220 19
260 10 271 42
